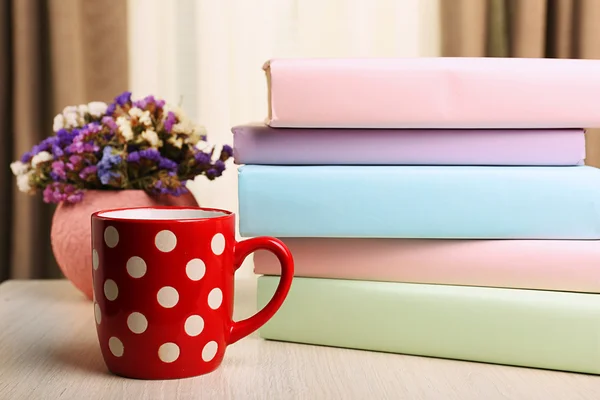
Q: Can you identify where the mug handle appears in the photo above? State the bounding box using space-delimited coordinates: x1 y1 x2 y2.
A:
227 236 294 344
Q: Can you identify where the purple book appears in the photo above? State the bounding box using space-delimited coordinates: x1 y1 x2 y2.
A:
232 124 585 166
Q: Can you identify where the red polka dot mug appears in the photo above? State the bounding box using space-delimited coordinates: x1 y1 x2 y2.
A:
90 206 294 380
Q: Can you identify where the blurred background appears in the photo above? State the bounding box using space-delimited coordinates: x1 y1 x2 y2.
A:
2 0 599 282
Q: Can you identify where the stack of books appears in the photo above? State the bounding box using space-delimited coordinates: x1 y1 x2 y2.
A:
234 57 600 374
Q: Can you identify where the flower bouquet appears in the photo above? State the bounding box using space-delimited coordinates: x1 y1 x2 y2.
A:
10 91 233 300
11 91 232 203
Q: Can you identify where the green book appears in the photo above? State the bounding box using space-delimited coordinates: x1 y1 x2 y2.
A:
257 276 600 374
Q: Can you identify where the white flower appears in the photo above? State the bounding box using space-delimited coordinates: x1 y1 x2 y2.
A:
185 125 206 145
128 107 143 118
77 104 89 115
116 116 134 141
53 114 65 132
196 125 207 138
142 129 162 147
16 172 32 193
185 133 200 146
88 101 108 117
167 136 184 148
31 151 53 167
172 119 196 135
62 105 78 114
63 107 81 129
10 160 29 176
139 111 152 126
163 103 186 120
129 107 152 126
194 140 210 151
60 105 87 128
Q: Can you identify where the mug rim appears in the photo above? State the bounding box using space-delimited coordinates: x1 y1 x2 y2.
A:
91 205 233 223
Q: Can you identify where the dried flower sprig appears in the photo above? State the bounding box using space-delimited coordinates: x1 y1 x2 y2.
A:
10 91 233 204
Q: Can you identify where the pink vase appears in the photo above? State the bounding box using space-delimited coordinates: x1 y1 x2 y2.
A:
50 189 199 300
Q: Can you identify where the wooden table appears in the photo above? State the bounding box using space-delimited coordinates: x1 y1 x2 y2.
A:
1 279 600 400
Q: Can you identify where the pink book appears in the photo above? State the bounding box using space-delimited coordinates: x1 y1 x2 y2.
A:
264 57 600 129
254 238 600 293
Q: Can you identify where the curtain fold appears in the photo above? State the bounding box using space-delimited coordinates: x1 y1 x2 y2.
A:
441 0 488 57
440 0 600 167
0 0 13 281
1 0 129 282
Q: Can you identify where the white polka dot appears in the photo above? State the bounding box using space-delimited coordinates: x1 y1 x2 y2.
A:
127 312 148 334
186 258 206 281
184 315 204 337
126 256 147 278
211 233 225 255
109 337 124 357
157 286 179 308
202 341 218 362
104 279 118 301
155 230 177 252
92 249 99 270
94 302 101 325
207 288 223 310
104 226 119 248
158 342 180 363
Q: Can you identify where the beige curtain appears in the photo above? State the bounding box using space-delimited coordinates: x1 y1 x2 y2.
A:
440 0 600 166
0 0 128 281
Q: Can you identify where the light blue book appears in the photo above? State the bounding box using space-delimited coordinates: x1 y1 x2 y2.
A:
238 165 600 239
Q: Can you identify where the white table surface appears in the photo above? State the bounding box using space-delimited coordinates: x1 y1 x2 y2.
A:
1 278 600 400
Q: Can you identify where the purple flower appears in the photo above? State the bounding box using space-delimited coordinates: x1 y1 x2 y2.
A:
126 151 140 163
66 192 84 203
97 146 123 185
66 140 99 155
79 165 98 180
194 151 211 164
106 102 116 115
30 137 57 157
127 148 160 163
42 182 83 204
133 95 156 109
206 168 218 180
139 148 161 161
214 160 225 173
133 99 147 109
51 145 64 158
69 155 82 166
98 170 121 185
98 146 122 169
164 112 177 133
56 128 79 147
128 149 178 172
102 116 118 132
158 158 178 171
79 122 102 137
50 161 66 181
20 152 33 163
21 136 61 162
221 144 233 158
64 125 103 154
115 91 132 106
155 99 165 108
152 178 188 196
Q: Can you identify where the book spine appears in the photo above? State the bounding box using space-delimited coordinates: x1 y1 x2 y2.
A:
257 276 600 374
253 238 600 293
238 165 600 239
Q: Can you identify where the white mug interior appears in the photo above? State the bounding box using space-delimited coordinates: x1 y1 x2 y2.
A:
97 208 230 220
